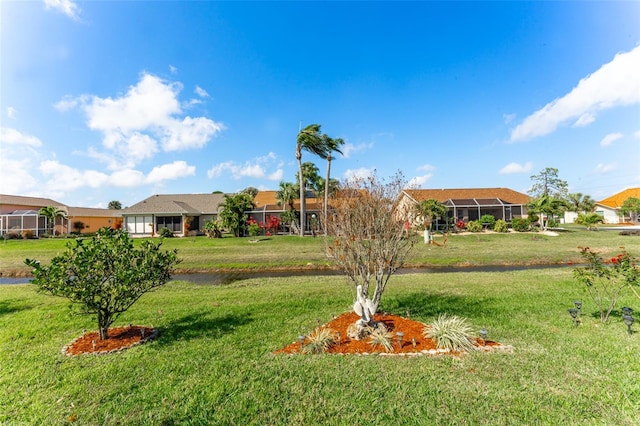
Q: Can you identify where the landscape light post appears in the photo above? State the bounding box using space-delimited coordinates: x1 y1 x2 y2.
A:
623 314 634 336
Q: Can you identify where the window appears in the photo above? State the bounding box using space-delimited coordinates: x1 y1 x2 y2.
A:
156 216 182 232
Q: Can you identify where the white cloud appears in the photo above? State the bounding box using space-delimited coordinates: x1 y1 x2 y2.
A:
342 142 373 158
0 127 42 147
511 45 640 142
594 163 617 174
0 158 40 195
109 169 145 187
169 65 178 75
44 0 81 21
499 161 533 174
163 116 223 151
408 174 433 187
195 86 209 97
417 164 435 172
40 160 109 191
600 132 623 147
6 107 16 120
573 113 595 127
344 167 374 182
635 130 640 139
57 73 224 167
145 161 195 183
207 153 281 181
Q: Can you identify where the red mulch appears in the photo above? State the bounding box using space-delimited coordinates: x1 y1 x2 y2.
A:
63 325 156 356
274 312 499 355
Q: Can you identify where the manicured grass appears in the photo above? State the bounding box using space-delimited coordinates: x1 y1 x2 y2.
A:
2 226 639 274
2 269 639 424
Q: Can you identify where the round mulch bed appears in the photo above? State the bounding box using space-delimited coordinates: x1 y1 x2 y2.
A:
62 325 157 356
275 312 507 356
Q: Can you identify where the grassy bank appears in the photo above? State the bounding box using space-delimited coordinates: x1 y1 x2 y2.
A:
2 226 639 275
1 269 639 424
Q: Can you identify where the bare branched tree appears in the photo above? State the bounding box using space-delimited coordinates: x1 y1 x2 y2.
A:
324 171 416 335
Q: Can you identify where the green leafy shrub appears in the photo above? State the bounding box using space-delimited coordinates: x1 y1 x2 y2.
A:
303 328 338 354
493 219 509 233
573 246 640 322
479 214 495 227
511 217 531 232
159 227 174 238
424 314 476 352
466 220 482 233
203 220 223 238
25 228 180 340
247 222 261 237
575 213 604 230
546 218 560 228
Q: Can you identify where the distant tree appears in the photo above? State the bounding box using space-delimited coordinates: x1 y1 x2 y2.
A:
325 171 416 339
296 162 323 196
321 134 344 235
528 167 568 199
212 190 224 194
219 193 255 237
276 181 298 212
620 197 640 222
39 206 67 235
296 124 328 236
108 200 122 210
72 221 86 234
25 228 179 340
527 194 568 230
240 187 259 198
415 199 448 232
567 193 595 214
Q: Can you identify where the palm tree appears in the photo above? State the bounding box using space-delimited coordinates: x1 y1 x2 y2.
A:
276 181 298 212
296 124 327 236
321 135 344 234
39 206 67 235
567 193 595 214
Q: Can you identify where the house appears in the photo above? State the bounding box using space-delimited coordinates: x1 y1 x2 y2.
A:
119 193 226 237
594 187 640 224
0 194 118 236
399 187 530 228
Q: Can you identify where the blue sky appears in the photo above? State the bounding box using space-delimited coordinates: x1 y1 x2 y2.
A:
1 1 639 208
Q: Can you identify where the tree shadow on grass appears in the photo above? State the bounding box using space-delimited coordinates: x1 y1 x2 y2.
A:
384 291 500 320
154 310 253 347
0 299 33 317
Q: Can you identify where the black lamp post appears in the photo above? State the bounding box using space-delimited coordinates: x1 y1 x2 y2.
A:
574 300 582 315
621 306 633 316
569 308 579 326
623 314 634 336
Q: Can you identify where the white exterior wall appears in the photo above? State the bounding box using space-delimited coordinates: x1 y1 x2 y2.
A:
595 206 620 224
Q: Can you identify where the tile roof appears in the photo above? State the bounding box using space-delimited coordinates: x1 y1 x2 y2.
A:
597 187 640 209
120 193 226 215
403 188 530 204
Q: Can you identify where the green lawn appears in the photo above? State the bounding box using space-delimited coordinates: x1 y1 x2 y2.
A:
1 228 639 424
2 226 639 275
1 269 639 424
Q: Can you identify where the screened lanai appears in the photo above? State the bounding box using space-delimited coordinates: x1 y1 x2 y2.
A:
444 198 526 222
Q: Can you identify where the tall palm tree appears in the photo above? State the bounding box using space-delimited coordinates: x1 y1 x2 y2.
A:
296 124 327 236
321 135 344 234
39 206 67 235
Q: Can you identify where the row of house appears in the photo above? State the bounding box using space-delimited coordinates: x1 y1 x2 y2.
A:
1 187 638 237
